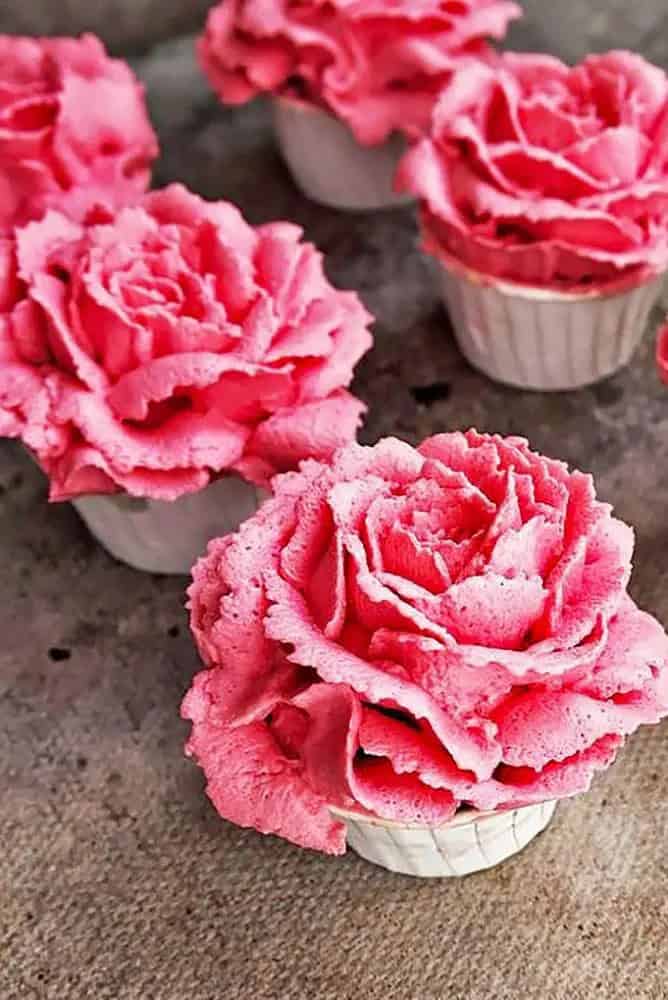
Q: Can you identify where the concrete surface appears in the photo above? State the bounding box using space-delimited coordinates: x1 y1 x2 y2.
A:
510 1 668 64
3 11 668 1000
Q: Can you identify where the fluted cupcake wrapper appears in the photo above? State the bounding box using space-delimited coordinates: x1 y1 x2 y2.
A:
73 477 267 574
331 801 557 878
434 256 666 391
272 96 412 212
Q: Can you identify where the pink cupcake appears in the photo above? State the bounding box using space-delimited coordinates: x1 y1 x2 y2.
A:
183 431 668 877
0 34 158 232
0 184 372 573
199 0 521 211
398 52 668 391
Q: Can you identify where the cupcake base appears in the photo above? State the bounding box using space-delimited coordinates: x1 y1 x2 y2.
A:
434 255 665 391
331 801 557 878
272 96 412 212
73 476 266 574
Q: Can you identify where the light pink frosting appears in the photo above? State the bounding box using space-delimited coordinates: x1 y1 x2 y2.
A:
199 0 521 144
398 51 668 288
183 431 668 854
0 34 158 233
0 184 372 500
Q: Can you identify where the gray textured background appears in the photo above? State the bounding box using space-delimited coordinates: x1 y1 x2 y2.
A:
3 3 668 999
0 0 668 63
0 0 213 53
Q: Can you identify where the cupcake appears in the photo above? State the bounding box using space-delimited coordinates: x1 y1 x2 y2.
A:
0 184 372 574
183 431 668 877
199 0 521 211
0 34 158 232
398 52 668 391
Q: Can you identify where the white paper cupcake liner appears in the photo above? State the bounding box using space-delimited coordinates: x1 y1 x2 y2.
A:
73 476 266 574
434 255 666 391
331 801 557 878
272 96 412 212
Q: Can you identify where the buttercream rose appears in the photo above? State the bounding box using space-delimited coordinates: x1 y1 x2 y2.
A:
199 0 521 144
183 432 668 854
398 51 668 287
0 34 158 233
0 184 372 500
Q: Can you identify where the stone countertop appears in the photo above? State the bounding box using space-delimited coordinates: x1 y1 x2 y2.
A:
0 0 213 54
3 24 668 1000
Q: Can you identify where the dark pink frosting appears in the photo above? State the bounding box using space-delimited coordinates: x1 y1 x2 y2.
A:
0 34 158 233
183 432 668 853
0 185 372 499
199 0 521 144
398 52 668 288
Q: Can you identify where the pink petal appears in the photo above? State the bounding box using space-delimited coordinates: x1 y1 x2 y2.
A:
144 185 255 255
574 596 668 703
295 303 373 403
541 473 633 646
47 444 210 502
242 390 366 480
57 386 250 473
0 238 19 311
9 299 51 364
188 492 298 721
279 470 337 590
344 529 448 640
0 362 69 458
471 734 623 811
460 619 609 680
183 689 346 854
359 706 478 801
263 567 501 780
16 211 83 281
351 758 457 825
370 629 513 720
492 144 609 199
364 494 450 593
518 98 597 152
331 437 425 488
657 322 668 384
292 683 362 807
381 521 451 593
106 352 282 421
495 688 666 771
233 294 278 364
266 297 343 362
567 127 650 187
486 515 563 580
433 572 548 650
305 531 347 639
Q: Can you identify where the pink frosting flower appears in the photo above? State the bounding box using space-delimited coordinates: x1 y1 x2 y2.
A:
0 33 158 233
656 322 668 385
183 431 668 854
398 52 668 288
199 0 521 144
0 184 372 500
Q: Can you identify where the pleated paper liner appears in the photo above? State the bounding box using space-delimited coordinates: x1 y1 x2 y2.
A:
73 476 267 574
272 95 413 212
331 801 557 878
432 250 665 391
